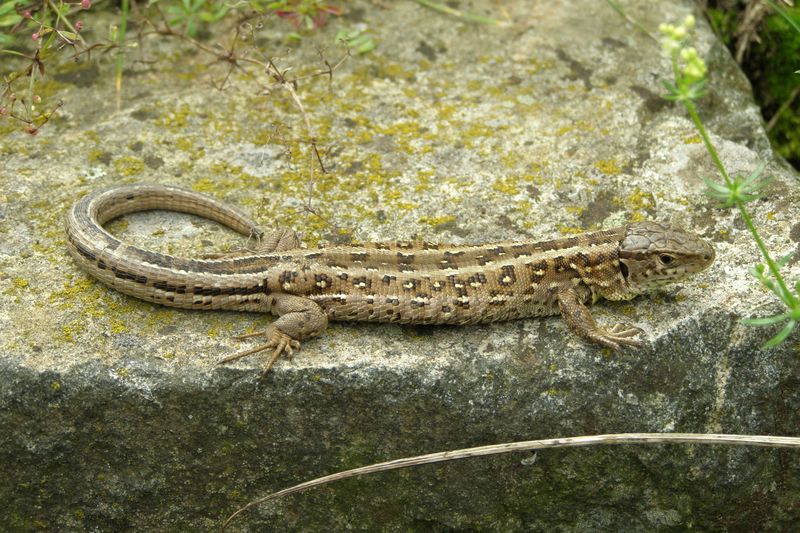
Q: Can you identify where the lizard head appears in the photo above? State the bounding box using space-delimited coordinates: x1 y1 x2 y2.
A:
619 221 715 294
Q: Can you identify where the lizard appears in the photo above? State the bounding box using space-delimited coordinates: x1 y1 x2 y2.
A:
65 184 715 374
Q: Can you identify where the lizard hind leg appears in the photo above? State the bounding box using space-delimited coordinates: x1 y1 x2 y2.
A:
202 228 301 259
218 328 301 376
219 294 328 377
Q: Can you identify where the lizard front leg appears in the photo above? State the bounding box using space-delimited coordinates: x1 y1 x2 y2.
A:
557 287 643 350
219 294 328 376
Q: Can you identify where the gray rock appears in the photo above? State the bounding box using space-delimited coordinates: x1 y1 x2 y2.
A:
1 0 798 530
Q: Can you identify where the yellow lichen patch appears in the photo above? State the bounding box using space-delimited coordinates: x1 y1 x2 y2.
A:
593 158 621 176
4 277 30 301
683 134 701 144
437 104 458 121
50 276 144 343
415 170 434 193
113 156 145 176
555 119 594 137
492 176 521 196
393 201 419 211
51 381 61 392
110 319 127 334
106 218 129 234
615 187 656 222
87 149 109 165
175 136 197 153
376 61 415 80
156 103 192 131
192 178 219 194
528 57 557 73
418 214 456 227
461 121 497 149
61 322 83 343
558 225 591 235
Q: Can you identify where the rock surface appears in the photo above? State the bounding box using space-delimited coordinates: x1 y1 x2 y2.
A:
1 0 799 530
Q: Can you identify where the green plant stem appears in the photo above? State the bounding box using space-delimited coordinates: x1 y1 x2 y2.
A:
26 0 47 123
764 0 800 35
682 96 732 187
681 98 797 309
115 0 128 93
604 0 658 41
47 0 87 45
737 204 798 307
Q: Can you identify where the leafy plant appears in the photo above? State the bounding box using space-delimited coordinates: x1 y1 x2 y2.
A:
161 0 229 37
336 27 375 54
0 0 347 134
0 1 23 46
659 15 799 348
265 0 343 29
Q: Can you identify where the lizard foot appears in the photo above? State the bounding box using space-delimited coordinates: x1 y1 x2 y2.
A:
218 328 301 376
589 324 644 351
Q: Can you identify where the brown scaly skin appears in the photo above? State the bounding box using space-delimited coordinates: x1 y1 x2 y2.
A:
65 184 715 374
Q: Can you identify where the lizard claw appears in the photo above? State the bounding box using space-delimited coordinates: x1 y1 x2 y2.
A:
219 328 302 376
589 325 644 350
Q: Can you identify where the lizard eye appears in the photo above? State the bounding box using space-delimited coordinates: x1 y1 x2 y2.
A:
659 254 674 265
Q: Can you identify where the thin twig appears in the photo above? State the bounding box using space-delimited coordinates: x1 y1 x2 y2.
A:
604 0 659 42
223 432 800 528
765 84 800 132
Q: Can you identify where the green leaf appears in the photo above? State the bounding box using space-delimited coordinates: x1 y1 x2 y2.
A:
0 2 19 16
0 47 27 56
702 177 730 193
762 320 796 348
742 312 790 326
0 13 21 25
740 161 767 188
776 252 794 268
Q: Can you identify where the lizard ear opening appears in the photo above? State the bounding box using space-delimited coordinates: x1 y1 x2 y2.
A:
619 260 629 279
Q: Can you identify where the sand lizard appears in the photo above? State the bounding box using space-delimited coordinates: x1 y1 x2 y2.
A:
65 184 715 373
